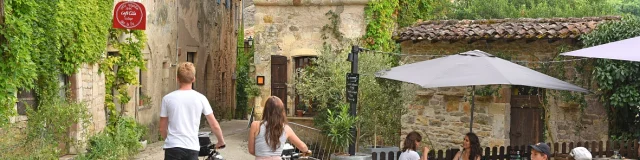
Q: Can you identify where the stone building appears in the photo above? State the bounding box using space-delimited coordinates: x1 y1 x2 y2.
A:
11 0 241 154
247 0 368 119
394 16 619 150
112 0 241 141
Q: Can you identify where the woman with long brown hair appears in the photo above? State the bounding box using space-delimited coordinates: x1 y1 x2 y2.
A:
452 132 482 160
399 131 430 160
248 96 310 160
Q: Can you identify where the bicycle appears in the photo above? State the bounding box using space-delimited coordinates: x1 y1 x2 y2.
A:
281 142 314 160
200 143 225 160
198 132 225 160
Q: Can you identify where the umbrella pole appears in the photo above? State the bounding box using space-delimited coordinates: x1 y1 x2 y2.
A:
470 86 475 133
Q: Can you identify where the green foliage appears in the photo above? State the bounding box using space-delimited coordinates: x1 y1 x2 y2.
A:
0 0 113 126
450 0 618 19
610 0 640 17
235 24 259 119
581 16 640 138
77 117 145 160
362 0 399 52
0 99 90 159
396 0 620 28
296 10 408 147
0 0 148 158
397 0 451 27
100 28 147 128
325 103 358 153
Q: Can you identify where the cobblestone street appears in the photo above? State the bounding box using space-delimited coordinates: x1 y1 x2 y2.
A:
134 120 254 160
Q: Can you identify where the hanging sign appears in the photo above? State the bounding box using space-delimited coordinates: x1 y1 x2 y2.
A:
113 1 146 30
346 73 359 103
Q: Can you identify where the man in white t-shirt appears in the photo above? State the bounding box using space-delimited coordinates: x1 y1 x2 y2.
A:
160 62 225 160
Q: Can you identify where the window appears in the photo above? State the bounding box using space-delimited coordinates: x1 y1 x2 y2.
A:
294 56 317 117
58 74 69 99
187 52 196 63
137 65 149 107
226 0 230 9
187 52 196 89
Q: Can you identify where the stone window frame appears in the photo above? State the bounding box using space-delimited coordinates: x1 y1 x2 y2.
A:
137 59 150 110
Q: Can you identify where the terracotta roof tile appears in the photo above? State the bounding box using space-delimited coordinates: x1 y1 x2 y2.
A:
394 16 621 42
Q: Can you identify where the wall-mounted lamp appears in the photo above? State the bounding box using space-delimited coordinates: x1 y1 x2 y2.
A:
256 76 265 85
246 36 253 48
239 36 254 49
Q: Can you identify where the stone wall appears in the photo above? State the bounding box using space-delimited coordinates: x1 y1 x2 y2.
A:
402 86 509 150
399 39 608 150
66 63 107 154
250 0 368 118
74 64 107 135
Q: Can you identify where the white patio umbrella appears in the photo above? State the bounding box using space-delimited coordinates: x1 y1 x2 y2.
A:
376 50 589 132
560 36 640 62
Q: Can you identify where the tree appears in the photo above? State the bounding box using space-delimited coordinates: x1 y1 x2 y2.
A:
582 16 640 140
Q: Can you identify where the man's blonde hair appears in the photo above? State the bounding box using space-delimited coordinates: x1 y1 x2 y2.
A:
177 62 196 84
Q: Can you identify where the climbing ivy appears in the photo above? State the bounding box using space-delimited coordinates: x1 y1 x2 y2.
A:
235 24 259 119
362 0 399 53
581 15 640 140
100 28 147 131
0 0 112 126
0 0 114 158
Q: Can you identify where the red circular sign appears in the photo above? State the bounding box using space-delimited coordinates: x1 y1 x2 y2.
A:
114 2 145 29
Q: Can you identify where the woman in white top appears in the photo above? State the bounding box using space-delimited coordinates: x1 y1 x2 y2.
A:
399 131 429 160
248 96 310 160
452 132 482 160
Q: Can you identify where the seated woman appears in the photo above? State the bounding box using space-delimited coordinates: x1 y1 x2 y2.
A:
399 131 430 160
248 96 311 160
453 132 482 160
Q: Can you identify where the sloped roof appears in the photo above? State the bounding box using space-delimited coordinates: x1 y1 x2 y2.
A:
394 16 621 42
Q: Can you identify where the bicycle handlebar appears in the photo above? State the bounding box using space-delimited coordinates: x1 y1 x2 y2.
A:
208 144 226 150
300 150 312 158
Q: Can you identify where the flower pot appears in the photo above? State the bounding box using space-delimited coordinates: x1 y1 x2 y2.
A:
362 146 399 159
296 110 304 117
139 140 148 151
330 153 372 160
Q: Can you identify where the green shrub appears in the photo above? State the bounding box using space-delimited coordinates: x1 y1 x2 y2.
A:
77 117 144 160
0 99 89 159
325 103 358 153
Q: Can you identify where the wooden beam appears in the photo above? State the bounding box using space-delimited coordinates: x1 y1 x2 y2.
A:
467 38 478 44
525 39 536 43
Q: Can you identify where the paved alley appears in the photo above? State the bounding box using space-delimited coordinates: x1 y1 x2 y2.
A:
134 120 254 160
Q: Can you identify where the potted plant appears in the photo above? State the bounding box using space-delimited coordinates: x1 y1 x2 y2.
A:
296 102 308 117
325 103 371 160
139 94 152 106
137 123 148 151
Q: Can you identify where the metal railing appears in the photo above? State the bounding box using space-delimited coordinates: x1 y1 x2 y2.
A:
287 122 337 160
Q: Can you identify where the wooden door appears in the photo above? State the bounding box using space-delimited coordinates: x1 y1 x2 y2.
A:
271 55 288 113
510 86 544 147
17 88 37 115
